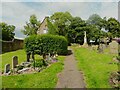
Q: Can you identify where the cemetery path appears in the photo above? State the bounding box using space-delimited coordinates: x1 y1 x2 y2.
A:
56 49 86 88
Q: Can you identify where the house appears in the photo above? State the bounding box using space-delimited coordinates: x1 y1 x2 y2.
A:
37 16 49 34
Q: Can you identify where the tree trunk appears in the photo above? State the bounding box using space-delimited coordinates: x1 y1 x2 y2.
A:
32 51 35 60
27 53 31 62
43 53 46 59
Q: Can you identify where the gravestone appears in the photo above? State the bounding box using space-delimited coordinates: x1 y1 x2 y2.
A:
46 53 52 61
98 44 104 53
109 40 118 54
4 64 10 73
12 56 18 69
102 44 106 50
98 44 106 53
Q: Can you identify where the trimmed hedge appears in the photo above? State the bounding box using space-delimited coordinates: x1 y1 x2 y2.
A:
24 34 68 55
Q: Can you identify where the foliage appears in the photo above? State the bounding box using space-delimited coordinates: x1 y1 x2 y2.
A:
86 14 108 44
107 18 120 38
2 56 66 88
50 12 72 36
87 14 105 30
66 15 107 44
67 17 87 44
24 34 68 55
87 25 107 44
0 22 15 41
32 60 43 68
21 14 41 36
32 59 47 68
21 12 120 45
49 13 112 45
47 18 58 35
72 46 117 88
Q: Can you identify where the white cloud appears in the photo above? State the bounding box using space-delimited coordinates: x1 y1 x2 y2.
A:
1 2 119 38
42 2 118 20
1 0 120 2
2 2 48 38
99 2 118 19
2 2 46 28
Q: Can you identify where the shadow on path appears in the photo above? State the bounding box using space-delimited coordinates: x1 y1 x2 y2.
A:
67 50 73 56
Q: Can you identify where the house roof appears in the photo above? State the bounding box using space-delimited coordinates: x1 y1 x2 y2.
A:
39 16 49 27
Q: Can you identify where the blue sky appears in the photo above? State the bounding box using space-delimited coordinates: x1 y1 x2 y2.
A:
0 0 119 39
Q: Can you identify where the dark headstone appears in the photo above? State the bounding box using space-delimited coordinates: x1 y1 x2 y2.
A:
4 64 10 73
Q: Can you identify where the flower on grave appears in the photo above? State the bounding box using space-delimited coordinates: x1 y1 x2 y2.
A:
113 38 120 44
116 38 120 44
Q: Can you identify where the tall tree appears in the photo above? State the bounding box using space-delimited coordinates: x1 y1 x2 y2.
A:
0 22 15 41
87 14 107 43
50 12 73 36
87 24 107 44
21 14 41 36
67 17 87 44
107 18 120 38
87 14 104 30
47 18 58 35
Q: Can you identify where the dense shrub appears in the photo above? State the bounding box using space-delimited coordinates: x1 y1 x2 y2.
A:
24 34 68 55
32 60 43 68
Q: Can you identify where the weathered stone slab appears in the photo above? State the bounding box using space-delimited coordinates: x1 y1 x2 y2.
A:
12 56 18 69
109 41 118 54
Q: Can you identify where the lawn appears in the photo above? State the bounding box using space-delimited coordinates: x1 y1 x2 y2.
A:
72 46 118 88
0 49 42 71
1 50 66 88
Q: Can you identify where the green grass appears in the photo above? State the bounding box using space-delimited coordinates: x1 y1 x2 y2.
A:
0 49 42 71
72 46 118 88
1 50 65 88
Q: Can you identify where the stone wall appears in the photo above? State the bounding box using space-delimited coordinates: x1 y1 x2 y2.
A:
1 39 24 53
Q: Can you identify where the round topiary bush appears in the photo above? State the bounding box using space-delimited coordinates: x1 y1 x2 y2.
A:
24 34 68 56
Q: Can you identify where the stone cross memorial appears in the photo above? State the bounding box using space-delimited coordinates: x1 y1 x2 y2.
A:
4 64 10 73
83 31 88 47
84 31 87 44
12 56 18 69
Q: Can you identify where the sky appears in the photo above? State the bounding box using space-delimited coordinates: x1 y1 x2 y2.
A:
0 0 120 39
